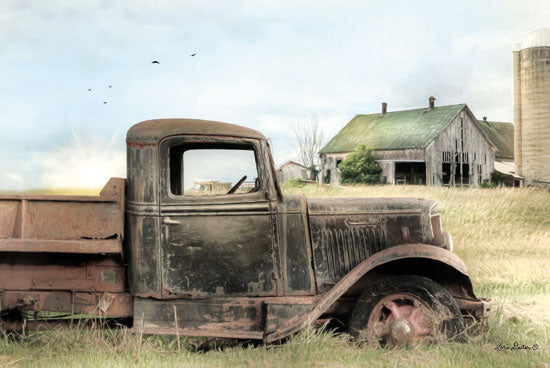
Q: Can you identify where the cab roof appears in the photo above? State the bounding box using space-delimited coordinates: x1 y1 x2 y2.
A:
126 118 266 144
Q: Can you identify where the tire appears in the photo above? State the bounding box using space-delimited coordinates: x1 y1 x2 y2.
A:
348 275 465 347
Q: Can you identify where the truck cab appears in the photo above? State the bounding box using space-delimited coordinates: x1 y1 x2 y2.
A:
0 118 490 346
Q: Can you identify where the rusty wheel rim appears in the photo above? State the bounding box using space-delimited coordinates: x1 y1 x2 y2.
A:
366 292 435 347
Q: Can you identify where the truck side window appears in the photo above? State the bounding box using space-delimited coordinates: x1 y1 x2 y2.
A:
169 143 259 196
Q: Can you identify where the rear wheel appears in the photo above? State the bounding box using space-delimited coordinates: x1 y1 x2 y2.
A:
349 275 465 347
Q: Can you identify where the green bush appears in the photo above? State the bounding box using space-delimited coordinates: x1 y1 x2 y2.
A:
339 145 381 184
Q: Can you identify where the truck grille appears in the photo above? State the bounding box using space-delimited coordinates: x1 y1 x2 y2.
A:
319 227 387 280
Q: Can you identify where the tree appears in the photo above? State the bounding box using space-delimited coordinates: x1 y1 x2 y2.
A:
339 145 381 184
294 114 324 180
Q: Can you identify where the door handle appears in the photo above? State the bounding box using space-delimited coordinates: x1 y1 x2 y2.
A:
163 218 181 225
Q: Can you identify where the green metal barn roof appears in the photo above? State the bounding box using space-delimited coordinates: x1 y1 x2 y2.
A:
477 120 514 160
320 104 465 154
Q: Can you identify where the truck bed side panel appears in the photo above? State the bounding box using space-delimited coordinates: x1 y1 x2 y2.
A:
0 178 125 254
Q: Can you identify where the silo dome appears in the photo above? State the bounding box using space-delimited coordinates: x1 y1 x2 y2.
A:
520 27 550 49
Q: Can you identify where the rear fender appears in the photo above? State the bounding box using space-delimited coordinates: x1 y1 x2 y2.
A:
265 243 473 342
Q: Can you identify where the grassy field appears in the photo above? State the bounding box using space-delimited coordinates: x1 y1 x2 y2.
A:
0 184 549 367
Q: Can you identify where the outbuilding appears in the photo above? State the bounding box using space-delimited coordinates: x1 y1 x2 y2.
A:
276 161 314 183
478 118 523 187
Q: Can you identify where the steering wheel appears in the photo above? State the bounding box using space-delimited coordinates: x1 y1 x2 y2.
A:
227 175 247 194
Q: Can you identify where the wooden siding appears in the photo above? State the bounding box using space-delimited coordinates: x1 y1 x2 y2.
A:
425 108 495 187
375 149 425 161
376 149 425 185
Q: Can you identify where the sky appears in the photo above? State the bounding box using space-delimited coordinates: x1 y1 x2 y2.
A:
183 149 258 191
0 0 548 190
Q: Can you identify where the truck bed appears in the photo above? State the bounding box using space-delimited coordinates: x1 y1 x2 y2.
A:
0 178 131 321
0 178 125 254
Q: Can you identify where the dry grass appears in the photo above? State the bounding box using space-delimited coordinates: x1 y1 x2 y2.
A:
0 183 549 367
0 318 548 368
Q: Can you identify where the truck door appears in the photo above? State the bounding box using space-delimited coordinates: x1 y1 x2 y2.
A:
159 136 280 297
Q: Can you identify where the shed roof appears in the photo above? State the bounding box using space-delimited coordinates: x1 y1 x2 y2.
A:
477 120 514 159
495 161 522 179
127 118 266 144
278 161 307 170
320 104 465 154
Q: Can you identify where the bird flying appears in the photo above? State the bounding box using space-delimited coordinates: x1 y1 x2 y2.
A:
151 60 160 64
88 88 92 91
108 85 112 88
103 101 107 104
190 53 197 57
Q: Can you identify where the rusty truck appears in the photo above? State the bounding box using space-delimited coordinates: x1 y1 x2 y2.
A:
0 119 491 346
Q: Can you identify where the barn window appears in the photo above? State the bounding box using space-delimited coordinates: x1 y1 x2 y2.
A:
460 119 465 151
452 161 471 187
442 163 451 185
454 163 461 185
477 164 482 184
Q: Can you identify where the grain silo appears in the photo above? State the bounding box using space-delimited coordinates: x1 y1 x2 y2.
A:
513 28 550 185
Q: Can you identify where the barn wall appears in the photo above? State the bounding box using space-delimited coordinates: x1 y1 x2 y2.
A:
425 108 495 187
320 153 349 185
376 149 424 184
375 149 425 161
378 161 394 184
320 149 424 185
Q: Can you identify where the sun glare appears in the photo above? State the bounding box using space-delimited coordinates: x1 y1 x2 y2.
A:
40 128 126 190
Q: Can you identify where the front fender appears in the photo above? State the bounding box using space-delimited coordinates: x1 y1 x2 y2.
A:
265 243 471 343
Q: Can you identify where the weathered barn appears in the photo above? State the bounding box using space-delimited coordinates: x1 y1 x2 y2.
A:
319 98 497 186
478 118 523 186
276 161 313 183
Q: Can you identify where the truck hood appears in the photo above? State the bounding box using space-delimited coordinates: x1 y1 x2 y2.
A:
306 197 437 289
